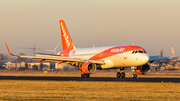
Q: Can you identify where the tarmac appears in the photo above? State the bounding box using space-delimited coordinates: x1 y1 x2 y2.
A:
0 76 179 83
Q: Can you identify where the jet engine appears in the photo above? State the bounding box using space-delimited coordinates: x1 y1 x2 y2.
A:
136 64 150 75
80 62 97 74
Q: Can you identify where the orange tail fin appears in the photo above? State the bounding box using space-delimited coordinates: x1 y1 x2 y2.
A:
171 45 175 57
59 20 75 51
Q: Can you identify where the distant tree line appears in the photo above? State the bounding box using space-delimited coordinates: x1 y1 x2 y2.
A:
0 53 7 69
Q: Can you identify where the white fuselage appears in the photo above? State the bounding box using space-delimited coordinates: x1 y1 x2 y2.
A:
61 45 149 69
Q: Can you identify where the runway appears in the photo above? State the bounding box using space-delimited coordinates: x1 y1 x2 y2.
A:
0 76 179 83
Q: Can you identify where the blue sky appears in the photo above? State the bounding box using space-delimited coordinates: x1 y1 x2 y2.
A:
0 0 180 56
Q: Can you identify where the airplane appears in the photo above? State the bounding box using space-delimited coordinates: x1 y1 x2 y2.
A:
5 20 169 78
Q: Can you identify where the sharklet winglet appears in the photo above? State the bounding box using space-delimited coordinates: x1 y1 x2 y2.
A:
5 43 19 56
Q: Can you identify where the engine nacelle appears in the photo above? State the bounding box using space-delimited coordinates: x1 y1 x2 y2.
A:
136 64 150 75
80 62 97 74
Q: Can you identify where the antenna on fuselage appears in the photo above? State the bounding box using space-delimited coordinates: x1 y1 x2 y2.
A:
132 43 134 46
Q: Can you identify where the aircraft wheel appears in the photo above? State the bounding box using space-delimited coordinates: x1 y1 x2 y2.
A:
121 72 125 78
85 74 90 78
132 74 137 78
116 72 121 78
81 74 85 78
134 74 137 78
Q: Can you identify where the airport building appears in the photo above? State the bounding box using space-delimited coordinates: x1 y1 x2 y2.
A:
3 62 27 70
2 62 51 70
2 62 76 71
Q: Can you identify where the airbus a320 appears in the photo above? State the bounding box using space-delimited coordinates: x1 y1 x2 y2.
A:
5 20 169 78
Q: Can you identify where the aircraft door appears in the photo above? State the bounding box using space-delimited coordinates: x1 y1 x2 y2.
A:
122 47 130 66
123 53 128 66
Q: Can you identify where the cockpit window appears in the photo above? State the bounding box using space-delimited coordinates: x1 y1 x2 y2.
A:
132 51 135 54
132 50 147 54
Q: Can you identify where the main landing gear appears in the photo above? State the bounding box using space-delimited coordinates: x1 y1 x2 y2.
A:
131 66 138 78
116 67 125 78
79 69 90 78
81 74 90 78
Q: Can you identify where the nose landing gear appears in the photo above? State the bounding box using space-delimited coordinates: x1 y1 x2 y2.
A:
132 74 137 78
116 67 125 78
131 66 138 78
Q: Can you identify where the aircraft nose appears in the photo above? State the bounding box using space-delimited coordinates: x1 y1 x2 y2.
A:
141 54 149 64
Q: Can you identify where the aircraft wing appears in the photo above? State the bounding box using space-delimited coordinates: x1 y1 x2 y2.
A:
5 43 105 65
149 56 169 63
21 55 104 64
34 52 61 56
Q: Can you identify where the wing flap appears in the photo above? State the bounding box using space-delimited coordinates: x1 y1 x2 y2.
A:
34 52 61 56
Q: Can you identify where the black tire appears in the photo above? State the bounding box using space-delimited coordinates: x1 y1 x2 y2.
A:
121 72 125 78
116 72 121 78
134 74 137 78
81 74 85 78
132 74 137 78
85 74 90 78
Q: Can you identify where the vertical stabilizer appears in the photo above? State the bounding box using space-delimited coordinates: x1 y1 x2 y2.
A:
59 20 75 51
171 45 175 57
